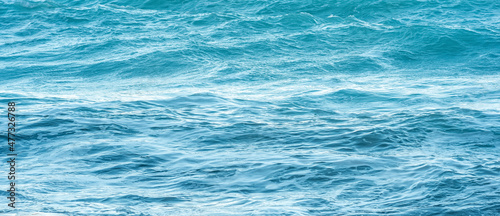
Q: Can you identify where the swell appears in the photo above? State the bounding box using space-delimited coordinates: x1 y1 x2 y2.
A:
1 0 500 215
2 0 499 78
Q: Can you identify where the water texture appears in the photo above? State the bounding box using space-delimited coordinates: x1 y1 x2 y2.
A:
1 0 500 215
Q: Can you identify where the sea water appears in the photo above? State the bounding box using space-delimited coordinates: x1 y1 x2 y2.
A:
0 0 499 215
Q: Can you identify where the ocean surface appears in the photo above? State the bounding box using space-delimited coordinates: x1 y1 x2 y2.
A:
1 0 500 215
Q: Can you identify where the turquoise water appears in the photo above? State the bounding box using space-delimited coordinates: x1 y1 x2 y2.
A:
1 0 500 215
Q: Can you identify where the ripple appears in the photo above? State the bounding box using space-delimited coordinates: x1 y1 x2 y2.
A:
1 0 500 215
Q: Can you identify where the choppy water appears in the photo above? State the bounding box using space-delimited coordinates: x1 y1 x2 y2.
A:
1 0 500 215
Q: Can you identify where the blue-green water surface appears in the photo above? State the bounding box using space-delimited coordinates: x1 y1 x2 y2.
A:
1 0 500 215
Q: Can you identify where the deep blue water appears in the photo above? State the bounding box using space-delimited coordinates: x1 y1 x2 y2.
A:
1 0 500 215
